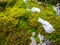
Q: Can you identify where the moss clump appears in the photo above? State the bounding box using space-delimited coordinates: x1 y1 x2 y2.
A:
0 0 60 45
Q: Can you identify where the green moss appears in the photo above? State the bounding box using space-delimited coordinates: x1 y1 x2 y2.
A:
0 0 60 45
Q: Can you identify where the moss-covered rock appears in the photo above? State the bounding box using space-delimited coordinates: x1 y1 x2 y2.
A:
0 0 60 45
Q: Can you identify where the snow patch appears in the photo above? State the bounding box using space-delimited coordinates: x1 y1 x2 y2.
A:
38 17 55 33
53 6 58 12
53 6 60 15
57 10 60 15
38 34 45 45
30 32 37 45
31 7 41 13
23 0 27 3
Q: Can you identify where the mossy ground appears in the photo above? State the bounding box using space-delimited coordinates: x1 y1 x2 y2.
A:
0 0 60 45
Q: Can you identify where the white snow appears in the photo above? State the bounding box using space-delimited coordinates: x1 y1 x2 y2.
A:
36 0 42 5
30 32 51 45
30 37 37 45
23 0 27 3
57 10 60 15
45 40 51 45
38 34 44 41
38 34 51 45
53 6 58 12
38 17 55 33
37 2 42 5
30 32 37 45
38 34 45 45
31 7 41 13
30 32 46 45
53 6 60 15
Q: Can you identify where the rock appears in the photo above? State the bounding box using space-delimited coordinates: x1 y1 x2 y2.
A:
31 7 41 13
38 17 55 33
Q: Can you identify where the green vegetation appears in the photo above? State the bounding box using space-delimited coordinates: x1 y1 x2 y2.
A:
0 0 60 45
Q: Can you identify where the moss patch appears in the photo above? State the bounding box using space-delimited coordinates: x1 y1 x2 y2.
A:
0 0 60 45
